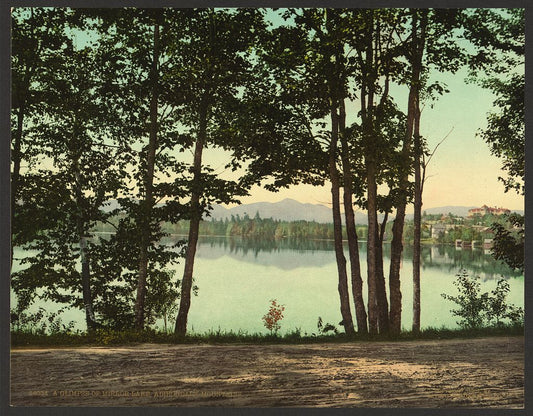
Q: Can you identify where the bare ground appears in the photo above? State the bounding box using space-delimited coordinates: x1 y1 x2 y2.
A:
10 336 523 407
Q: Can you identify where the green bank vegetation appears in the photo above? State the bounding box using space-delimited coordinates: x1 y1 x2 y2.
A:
93 210 519 245
11 326 524 348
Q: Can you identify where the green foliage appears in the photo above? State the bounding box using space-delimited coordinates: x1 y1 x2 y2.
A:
11 7 73 172
11 8 189 332
479 74 524 195
490 214 524 272
10 306 75 335
464 9 524 195
441 270 523 329
442 270 487 329
162 213 374 241
88 222 187 329
472 10 526 273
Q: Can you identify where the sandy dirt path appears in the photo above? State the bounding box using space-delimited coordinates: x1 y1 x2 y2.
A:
10 336 523 407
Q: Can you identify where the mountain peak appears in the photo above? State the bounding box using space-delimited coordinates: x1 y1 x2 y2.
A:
209 199 334 223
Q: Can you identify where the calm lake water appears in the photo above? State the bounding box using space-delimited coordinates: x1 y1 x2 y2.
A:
11 236 524 334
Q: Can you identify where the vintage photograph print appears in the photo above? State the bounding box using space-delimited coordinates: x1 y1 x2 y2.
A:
10 7 524 407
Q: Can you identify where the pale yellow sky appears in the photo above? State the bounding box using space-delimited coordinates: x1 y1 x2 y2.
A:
204 140 524 212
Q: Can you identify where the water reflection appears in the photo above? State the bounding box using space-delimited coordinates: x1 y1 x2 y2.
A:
410 244 522 280
190 236 521 279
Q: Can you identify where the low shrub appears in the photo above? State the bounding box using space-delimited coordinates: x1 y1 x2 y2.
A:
441 269 524 329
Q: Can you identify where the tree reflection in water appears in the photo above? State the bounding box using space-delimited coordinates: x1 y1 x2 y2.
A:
193 236 522 280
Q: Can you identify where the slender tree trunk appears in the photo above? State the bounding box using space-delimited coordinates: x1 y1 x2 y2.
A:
73 158 97 331
361 12 379 335
79 235 97 330
389 206 406 335
366 157 379 334
136 246 149 329
389 11 426 336
175 97 208 336
339 100 368 334
375 216 389 333
411 10 427 334
412 98 422 334
329 106 356 337
11 105 24 269
380 212 389 243
135 22 159 330
389 86 416 335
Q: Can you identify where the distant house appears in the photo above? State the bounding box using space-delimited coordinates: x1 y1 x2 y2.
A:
467 205 510 218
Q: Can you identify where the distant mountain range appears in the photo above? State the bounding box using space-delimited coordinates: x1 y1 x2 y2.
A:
207 198 336 223
417 205 523 218
419 206 477 217
207 199 523 224
103 198 523 224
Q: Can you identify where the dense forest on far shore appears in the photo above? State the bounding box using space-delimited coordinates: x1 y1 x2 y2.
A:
93 211 514 244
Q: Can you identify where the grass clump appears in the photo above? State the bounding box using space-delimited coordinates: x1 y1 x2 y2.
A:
11 323 523 348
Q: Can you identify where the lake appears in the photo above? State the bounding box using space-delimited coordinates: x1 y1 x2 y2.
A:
11 236 524 334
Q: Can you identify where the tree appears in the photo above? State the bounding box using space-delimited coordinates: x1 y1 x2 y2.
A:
490 214 524 273
174 9 266 336
11 8 71 267
346 8 411 335
333 12 369 335
134 14 160 330
319 9 357 337
89 8 190 330
11 12 125 330
410 10 428 335
357 9 380 334
269 9 362 335
384 9 427 336
463 9 524 270
480 74 524 194
388 9 465 334
12 8 192 331
236 9 363 335
340 104 368 335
